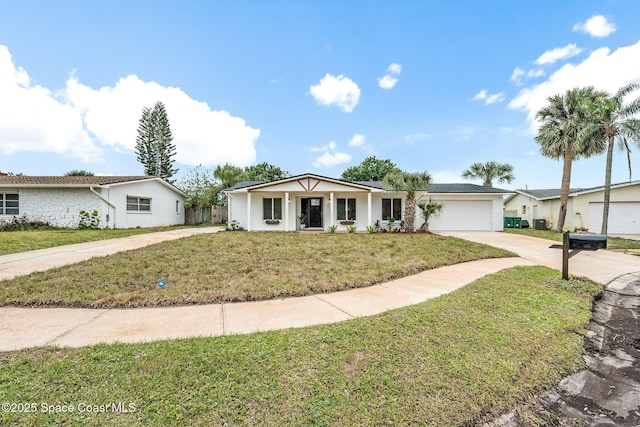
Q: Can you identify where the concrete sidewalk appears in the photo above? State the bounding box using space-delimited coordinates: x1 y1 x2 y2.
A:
0 257 530 351
2 230 640 351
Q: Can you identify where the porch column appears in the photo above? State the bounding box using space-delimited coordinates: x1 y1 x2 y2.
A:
285 192 290 232
246 192 251 231
329 192 334 227
367 192 372 226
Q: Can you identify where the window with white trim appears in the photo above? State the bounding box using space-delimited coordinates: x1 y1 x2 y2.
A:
0 193 19 215
263 197 282 220
382 198 402 221
126 196 151 212
337 198 356 221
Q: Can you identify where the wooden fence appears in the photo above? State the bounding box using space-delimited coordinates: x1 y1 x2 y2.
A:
212 205 228 225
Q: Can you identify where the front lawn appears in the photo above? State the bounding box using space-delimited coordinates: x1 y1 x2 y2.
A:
505 228 640 250
0 266 601 426
0 226 200 256
0 232 513 308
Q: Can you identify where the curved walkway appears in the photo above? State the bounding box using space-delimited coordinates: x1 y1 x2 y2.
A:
2 230 640 352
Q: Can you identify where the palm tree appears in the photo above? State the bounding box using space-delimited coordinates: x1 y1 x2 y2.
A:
383 170 432 233
588 84 640 235
461 161 514 187
416 199 444 232
535 87 607 232
64 170 94 176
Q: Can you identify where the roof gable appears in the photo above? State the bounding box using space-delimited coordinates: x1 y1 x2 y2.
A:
225 173 384 193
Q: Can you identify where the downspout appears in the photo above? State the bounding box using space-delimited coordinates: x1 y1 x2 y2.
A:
90 186 116 229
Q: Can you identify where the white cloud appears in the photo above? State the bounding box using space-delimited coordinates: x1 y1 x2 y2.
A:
471 89 505 105
404 133 429 144
534 43 583 65
509 39 640 132
347 134 366 147
309 73 360 112
378 62 402 89
311 140 338 152
525 151 537 156
312 152 351 168
472 89 488 100
0 44 260 168
378 75 399 89
511 67 545 86
573 15 616 38
527 68 545 77
311 139 352 167
510 67 525 85
387 63 402 75
0 46 99 162
486 92 506 105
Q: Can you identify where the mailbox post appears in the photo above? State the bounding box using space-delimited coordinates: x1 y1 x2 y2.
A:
562 232 569 280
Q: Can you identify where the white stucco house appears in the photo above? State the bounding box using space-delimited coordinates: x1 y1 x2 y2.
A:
0 175 186 229
504 180 640 234
224 173 511 232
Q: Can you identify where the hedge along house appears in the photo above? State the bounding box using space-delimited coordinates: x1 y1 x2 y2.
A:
224 173 511 232
505 180 640 234
0 175 186 229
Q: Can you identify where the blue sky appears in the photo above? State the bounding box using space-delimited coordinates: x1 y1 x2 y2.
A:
1 0 640 190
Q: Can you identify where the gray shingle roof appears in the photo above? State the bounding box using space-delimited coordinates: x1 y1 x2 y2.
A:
356 181 511 193
223 181 265 191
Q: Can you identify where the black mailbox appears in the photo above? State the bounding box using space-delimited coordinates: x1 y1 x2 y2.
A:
568 233 607 250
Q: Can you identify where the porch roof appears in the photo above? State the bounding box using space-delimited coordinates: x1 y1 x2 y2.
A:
224 173 386 193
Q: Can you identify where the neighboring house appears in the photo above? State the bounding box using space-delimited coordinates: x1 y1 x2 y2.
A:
505 180 640 234
0 176 186 229
224 173 511 232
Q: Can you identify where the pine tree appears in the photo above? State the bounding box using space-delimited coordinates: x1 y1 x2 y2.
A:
135 102 178 182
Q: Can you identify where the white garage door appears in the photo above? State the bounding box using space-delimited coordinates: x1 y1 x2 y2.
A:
589 202 640 234
428 200 493 231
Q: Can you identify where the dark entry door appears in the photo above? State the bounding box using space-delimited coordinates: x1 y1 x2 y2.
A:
301 198 323 228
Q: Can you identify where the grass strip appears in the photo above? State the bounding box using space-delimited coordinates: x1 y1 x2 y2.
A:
0 232 513 308
0 266 601 426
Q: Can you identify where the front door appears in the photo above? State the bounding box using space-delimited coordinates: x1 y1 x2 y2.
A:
301 198 323 228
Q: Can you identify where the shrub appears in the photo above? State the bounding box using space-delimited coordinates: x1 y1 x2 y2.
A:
78 210 101 229
0 215 51 232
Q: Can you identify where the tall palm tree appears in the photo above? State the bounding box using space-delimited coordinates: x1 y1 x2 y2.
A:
383 170 432 233
535 87 607 232
587 84 640 235
461 161 515 187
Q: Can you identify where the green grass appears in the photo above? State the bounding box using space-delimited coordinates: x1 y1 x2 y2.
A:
0 232 513 308
0 266 602 426
0 226 204 256
505 228 640 250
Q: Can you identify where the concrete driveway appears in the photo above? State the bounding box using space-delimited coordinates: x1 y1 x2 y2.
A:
0 226 225 281
439 231 640 284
